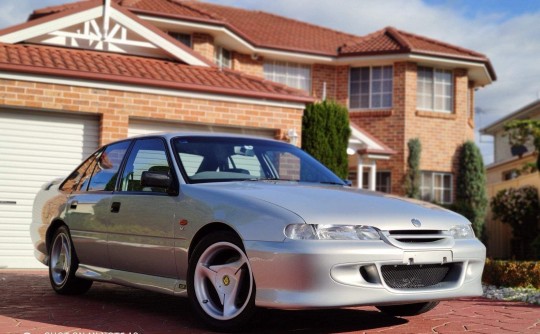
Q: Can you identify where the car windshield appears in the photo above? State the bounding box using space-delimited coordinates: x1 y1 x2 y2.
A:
172 136 345 185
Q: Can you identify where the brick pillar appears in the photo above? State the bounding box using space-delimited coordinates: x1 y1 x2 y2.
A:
100 112 128 146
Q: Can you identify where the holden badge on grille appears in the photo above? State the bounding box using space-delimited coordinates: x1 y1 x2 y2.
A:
411 218 421 227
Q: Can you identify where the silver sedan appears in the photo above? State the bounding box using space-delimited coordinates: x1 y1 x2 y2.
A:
31 133 485 331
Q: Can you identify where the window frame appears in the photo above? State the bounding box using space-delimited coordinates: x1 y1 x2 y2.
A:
420 171 453 204
417 66 454 113
263 60 312 93
167 31 192 48
215 46 232 69
117 137 179 196
349 65 393 110
361 171 392 193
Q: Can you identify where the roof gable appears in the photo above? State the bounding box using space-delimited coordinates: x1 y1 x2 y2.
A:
0 0 211 66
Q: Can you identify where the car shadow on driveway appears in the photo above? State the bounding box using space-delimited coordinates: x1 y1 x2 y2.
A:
0 271 406 333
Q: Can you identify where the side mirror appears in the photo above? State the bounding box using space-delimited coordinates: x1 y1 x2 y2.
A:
141 171 171 189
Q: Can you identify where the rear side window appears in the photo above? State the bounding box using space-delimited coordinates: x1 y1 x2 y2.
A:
87 141 130 192
60 153 99 192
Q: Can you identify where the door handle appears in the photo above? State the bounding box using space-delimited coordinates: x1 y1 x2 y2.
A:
110 202 121 213
69 201 78 209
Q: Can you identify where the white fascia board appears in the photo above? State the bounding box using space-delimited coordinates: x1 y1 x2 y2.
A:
350 126 384 151
409 54 492 86
110 8 208 66
0 7 103 43
140 15 334 64
0 72 306 110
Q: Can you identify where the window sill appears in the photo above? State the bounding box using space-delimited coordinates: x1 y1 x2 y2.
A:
349 109 393 117
416 110 456 120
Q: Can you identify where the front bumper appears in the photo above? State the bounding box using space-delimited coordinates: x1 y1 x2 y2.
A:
245 239 485 309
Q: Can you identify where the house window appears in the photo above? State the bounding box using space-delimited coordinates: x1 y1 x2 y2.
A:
417 66 453 112
263 60 311 92
168 32 192 47
349 66 393 110
215 46 232 69
362 171 392 193
420 171 453 204
502 169 519 181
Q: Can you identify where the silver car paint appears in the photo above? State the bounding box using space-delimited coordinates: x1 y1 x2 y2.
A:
31 132 486 310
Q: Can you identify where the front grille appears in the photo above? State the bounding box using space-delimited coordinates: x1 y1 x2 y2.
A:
385 230 447 243
381 263 452 289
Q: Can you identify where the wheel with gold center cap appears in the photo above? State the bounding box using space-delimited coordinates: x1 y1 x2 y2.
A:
188 231 255 331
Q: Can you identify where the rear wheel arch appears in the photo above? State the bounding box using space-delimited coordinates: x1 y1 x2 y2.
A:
46 219 68 254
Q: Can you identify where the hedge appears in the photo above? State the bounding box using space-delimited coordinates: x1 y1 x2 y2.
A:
483 259 540 288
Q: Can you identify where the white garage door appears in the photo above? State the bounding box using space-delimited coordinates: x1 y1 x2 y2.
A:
128 119 276 138
0 110 99 268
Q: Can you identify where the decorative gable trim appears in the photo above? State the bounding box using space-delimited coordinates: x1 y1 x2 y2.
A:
0 0 211 66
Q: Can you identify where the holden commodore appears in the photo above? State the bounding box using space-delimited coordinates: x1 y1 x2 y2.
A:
31 133 485 331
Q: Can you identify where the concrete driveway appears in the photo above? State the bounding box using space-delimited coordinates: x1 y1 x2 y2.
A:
1 270 539 333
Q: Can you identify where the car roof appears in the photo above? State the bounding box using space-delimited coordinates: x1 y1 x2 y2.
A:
121 131 282 143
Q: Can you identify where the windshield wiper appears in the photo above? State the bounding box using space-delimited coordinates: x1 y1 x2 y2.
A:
319 181 345 186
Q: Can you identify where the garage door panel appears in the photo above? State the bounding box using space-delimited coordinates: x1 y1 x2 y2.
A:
0 110 98 268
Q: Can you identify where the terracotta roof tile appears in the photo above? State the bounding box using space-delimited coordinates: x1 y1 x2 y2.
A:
0 43 311 102
25 1 494 77
121 0 357 55
340 27 488 61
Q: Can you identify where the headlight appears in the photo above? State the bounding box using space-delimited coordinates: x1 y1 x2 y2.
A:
449 224 475 239
285 224 380 240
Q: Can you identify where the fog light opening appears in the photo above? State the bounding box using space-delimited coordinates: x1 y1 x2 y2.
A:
360 264 381 284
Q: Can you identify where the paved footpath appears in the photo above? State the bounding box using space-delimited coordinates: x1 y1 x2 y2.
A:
0 270 539 334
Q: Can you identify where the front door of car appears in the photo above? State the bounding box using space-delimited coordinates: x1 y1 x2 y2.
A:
65 141 131 269
107 138 178 278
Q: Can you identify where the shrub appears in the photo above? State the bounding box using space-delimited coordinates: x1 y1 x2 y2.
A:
490 186 540 259
454 141 488 237
483 259 540 288
302 100 351 179
404 138 421 199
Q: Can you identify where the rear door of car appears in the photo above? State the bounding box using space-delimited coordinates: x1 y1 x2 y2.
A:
64 140 131 268
107 137 178 278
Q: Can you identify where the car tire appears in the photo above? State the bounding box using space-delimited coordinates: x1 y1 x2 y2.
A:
188 231 256 332
376 301 439 316
48 225 92 295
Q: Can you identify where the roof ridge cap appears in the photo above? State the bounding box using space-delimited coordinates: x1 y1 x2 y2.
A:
192 1 358 40
385 26 412 51
397 28 487 59
340 27 388 48
171 0 224 21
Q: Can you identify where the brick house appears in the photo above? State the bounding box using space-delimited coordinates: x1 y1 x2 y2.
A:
481 101 540 258
0 0 495 268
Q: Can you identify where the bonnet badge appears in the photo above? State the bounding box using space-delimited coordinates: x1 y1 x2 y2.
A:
411 218 422 228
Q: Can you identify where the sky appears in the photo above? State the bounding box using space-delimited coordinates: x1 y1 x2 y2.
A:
1 1 540 164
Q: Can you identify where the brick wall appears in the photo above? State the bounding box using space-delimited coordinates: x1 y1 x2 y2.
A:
232 53 264 78
192 33 215 63
346 62 474 198
0 79 304 147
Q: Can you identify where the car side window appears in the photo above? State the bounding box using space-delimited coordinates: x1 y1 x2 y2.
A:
87 141 130 192
120 138 172 193
60 152 100 192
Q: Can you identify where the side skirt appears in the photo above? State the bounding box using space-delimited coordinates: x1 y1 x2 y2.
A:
76 264 188 297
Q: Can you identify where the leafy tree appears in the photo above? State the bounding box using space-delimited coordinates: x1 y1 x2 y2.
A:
302 100 351 179
404 138 421 199
454 141 488 236
491 186 540 259
504 119 540 172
